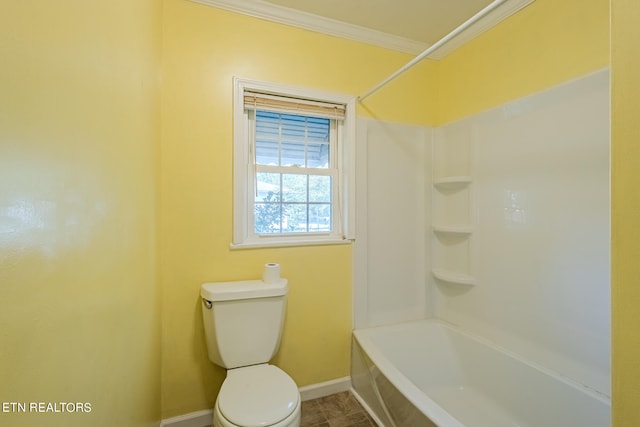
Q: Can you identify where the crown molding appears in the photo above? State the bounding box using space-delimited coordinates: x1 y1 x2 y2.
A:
189 0 428 55
189 0 534 58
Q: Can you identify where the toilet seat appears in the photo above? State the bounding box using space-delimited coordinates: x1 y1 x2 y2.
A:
218 364 300 427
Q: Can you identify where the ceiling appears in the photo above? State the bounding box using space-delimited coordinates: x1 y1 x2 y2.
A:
262 0 494 46
191 0 534 56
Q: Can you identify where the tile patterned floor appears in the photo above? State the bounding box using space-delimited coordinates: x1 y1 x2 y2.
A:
204 391 377 427
300 391 378 427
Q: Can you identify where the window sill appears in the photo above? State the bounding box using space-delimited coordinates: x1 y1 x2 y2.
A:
230 237 353 250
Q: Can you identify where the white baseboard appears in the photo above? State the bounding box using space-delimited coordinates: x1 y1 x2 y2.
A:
159 409 213 427
159 376 352 427
299 376 352 401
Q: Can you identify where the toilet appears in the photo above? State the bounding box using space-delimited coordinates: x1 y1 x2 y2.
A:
201 278 301 427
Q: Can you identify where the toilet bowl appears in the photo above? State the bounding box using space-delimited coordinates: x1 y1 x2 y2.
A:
214 364 300 427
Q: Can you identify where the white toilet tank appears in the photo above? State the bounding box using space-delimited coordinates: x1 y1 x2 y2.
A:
200 279 288 369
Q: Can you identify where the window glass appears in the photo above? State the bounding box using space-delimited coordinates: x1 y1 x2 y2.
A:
253 111 334 235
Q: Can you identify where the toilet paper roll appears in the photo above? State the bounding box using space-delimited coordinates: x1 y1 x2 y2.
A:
262 263 281 284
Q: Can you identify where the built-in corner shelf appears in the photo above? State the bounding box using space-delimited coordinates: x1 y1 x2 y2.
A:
432 269 476 286
431 127 474 288
432 225 473 235
433 176 472 189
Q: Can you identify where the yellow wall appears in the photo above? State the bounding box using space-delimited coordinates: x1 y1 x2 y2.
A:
436 0 609 125
0 1 161 426
2 0 626 424
611 0 640 424
159 0 437 417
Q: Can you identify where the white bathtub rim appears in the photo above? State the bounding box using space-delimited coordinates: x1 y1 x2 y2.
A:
354 318 611 406
354 323 466 427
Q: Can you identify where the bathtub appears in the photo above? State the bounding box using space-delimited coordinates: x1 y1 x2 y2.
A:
351 319 610 427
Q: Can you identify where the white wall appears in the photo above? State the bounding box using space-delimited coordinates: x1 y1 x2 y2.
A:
432 69 610 396
354 119 432 329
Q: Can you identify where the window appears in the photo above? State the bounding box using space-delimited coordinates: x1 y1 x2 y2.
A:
232 78 355 248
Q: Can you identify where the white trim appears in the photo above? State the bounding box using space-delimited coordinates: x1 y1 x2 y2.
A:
189 0 533 57
189 0 427 55
299 376 352 401
230 237 352 250
159 409 213 427
232 77 356 249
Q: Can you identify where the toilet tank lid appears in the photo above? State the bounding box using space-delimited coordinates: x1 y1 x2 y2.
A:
201 279 288 302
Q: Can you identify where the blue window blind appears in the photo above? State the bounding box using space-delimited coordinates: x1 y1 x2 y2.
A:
255 111 330 168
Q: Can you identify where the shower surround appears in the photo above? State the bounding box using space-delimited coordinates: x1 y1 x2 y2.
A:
353 69 610 425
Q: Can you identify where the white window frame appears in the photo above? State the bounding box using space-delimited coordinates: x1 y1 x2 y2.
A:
231 77 356 249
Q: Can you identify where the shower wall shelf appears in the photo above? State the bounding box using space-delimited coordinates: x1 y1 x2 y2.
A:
431 125 474 288
433 176 472 189
432 225 473 235
432 269 476 286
